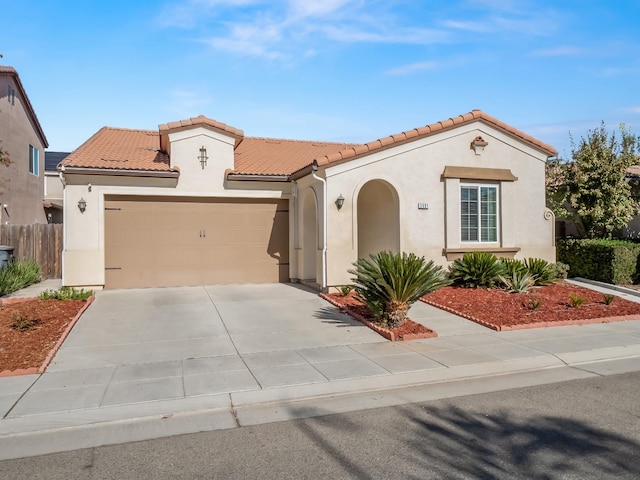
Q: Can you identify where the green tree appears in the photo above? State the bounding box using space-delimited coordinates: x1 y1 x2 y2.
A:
547 122 640 239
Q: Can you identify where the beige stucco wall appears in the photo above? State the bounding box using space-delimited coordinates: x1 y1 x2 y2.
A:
311 121 555 287
0 75 46 225
62 128 290 287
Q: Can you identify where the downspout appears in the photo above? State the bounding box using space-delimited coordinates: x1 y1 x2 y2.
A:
311 162 327 292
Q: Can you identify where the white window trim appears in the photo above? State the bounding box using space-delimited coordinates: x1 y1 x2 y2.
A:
29 145 39 177
460 182 500 244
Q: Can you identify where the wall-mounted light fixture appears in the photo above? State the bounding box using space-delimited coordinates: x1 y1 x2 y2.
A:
77 197 87 214
471 136 488 155
198 146 208 169
335 194 345 210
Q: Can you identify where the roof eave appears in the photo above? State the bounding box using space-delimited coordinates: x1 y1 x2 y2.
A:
226 173 290 182
0 67 48 147
59 166 179 178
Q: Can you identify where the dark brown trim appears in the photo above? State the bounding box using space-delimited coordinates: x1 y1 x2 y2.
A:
59 166 180 178
442 166 518 182
443 247 521 261
226 173 290 182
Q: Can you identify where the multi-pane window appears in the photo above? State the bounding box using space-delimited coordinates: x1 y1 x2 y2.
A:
29 145 39 176
461 185 498 242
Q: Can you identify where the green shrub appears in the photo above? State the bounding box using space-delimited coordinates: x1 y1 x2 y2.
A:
336 285 353 296
569 293 587 308
526 298 542 310
349 251 450 329
0 259 41 296
553 262 570 279
603 294 616 305
557 238 640 285
449 252 506 288
501 269 536 293
39 286 93 300
501 258 527 278
523 258 558 286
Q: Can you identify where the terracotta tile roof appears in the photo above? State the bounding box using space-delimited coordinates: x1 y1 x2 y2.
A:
314 110 557 168
61 127 171 171
60 110 556 177
0 65 48 147
232 137 359 176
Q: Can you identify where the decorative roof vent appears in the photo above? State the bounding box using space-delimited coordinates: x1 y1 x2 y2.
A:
471 136 488 155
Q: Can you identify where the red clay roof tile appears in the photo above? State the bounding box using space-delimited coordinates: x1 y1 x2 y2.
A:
60 110 556 177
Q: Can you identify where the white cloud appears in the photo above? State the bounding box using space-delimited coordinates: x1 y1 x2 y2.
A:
161 0 452 61
287 0 357 19
531 46 584 57
623 106 640 114
385 61 442 76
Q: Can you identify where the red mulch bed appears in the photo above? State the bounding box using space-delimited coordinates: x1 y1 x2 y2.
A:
0 298 89 374
422 281 640 331
321 292 436 341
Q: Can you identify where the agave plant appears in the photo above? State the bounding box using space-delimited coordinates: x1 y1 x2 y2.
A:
500 269 536 293
348 251 450 329
448 252 506 288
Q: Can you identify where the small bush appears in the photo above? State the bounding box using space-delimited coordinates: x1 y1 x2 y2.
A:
39 286 93 300
553 262 570 279
526 298 542 310
449 252 506 289
0 259 41 296
603 294 616 305
11 313 40 332
569 293 587 308
501 270 536 293
523 258 557 286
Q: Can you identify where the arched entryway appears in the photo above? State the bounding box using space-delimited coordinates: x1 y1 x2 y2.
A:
357 180 400 259
301 189 318 283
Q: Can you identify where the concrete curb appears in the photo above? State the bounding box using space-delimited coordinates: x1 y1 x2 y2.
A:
569 277 640 298
1 355 639 461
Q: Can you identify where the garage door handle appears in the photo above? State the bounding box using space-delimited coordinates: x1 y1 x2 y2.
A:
199 229 206 238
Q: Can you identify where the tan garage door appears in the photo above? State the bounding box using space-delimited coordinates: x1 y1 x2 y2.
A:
104 196 289 289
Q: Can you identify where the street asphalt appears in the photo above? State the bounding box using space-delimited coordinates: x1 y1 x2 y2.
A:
1 278 640 460
2 370 639 479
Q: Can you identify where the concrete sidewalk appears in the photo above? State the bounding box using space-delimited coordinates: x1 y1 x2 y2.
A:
1 281 640 460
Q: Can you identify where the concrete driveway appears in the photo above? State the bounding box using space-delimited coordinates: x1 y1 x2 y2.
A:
48 283 384 372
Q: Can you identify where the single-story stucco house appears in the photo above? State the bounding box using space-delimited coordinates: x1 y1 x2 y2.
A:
58 110 557 290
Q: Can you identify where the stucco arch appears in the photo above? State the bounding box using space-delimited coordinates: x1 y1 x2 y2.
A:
356 179 400 259
301 188 318 282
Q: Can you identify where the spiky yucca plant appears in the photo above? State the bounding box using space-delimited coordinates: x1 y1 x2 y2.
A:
448 252 506 288
348 251 450 329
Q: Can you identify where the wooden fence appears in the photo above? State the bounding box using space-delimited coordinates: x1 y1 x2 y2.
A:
0 224 63 279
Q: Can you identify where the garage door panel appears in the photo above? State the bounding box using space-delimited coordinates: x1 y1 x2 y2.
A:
105 196 289 289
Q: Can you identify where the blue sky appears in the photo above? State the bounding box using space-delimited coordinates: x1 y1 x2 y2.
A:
3 0 639 158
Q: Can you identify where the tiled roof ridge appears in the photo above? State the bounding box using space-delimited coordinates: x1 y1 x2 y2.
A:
159 114 244 139
244 136 360 147
314 110 557 168
100 126 158 134
0 65 48 147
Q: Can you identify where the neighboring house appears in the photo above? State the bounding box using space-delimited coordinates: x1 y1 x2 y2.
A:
59 110 557 290
43 151 68 223
0 66 48 224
